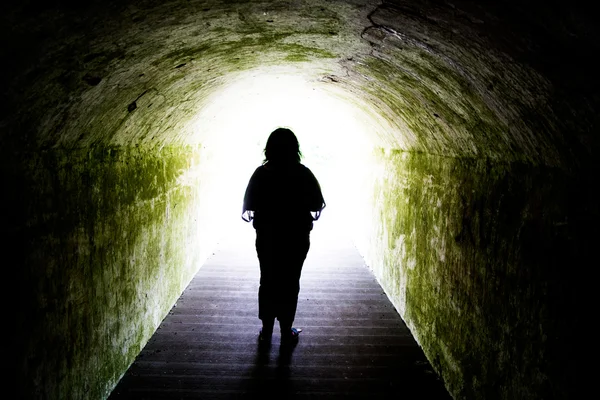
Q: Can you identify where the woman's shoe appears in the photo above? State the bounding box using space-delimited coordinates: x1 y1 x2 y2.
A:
281 327 302 344
259 328 272 344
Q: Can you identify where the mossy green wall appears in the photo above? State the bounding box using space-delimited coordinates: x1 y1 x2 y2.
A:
358 149 595 400
4 145 209 399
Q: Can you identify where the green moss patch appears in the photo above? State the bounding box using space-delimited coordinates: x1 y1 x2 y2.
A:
5 144 205 399
365 149 594 399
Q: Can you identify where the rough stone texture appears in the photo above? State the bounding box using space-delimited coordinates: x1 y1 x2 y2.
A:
1 0 598 399
1 1 596 161
355 149 595 399
3 145 211 399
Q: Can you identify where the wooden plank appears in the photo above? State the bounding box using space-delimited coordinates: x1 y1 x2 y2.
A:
108 228 450 399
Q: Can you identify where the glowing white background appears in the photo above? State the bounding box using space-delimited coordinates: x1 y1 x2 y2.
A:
188 68 383 246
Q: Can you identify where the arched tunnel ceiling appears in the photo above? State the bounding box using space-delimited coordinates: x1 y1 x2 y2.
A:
1 0 597 166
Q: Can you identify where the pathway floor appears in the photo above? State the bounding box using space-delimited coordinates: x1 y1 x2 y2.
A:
109 221 451 399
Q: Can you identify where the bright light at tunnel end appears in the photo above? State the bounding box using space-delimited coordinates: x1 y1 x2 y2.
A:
187 66 384 248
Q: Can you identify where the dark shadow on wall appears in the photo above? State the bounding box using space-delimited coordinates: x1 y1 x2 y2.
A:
369 149 597 400
2 145 204 399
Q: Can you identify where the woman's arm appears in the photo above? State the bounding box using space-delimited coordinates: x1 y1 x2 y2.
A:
305 167 326 221
242 167 262 222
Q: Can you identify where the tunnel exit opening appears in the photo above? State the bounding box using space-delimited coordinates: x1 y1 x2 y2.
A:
184 67 390 253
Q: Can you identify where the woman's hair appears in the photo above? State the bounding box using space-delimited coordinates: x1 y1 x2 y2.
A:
263 127 302 164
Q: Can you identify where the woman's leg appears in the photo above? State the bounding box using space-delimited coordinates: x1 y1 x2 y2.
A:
278 233 310 336
256 232 277 335
257 230 311 338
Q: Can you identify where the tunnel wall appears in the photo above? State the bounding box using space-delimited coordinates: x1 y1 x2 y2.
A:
4 144 209 399
357 149 594 399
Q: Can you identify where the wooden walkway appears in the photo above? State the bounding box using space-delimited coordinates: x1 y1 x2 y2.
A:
109 220 451 399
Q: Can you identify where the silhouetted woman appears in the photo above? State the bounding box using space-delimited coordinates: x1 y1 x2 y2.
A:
242 128 325 345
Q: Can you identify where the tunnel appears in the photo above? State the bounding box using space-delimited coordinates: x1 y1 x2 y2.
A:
1 0 597 399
